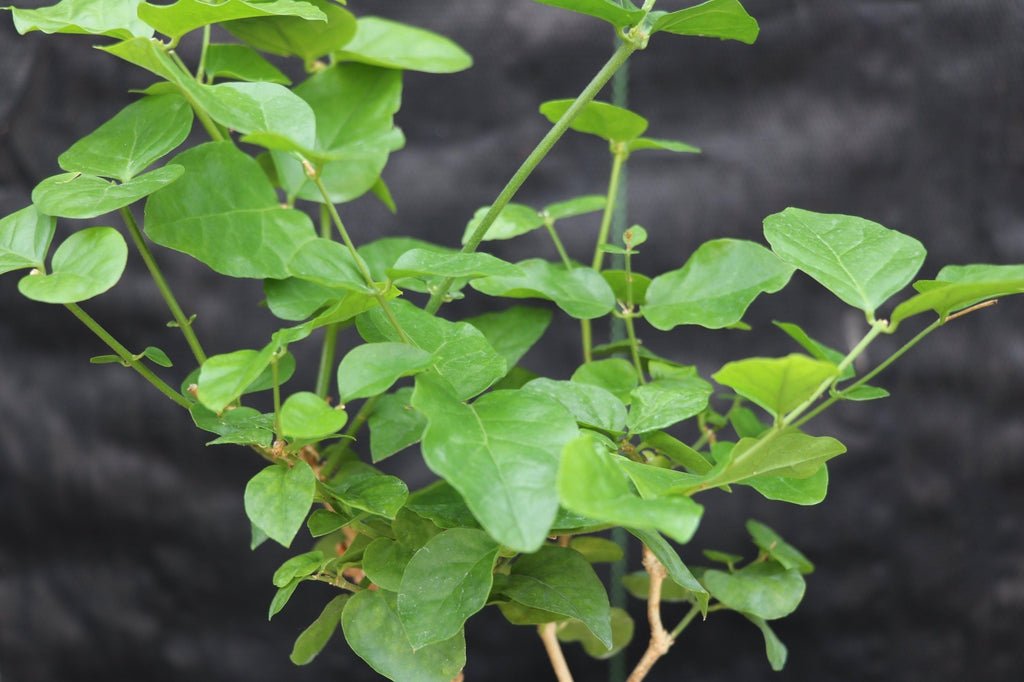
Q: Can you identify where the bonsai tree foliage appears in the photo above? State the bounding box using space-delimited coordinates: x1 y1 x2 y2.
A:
4 0 1024 680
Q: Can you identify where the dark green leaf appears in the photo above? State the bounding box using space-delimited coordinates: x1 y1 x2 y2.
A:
627 377 713 434
268 577 302 619
264 278 347 321
18 227 127 304
273 550 324 588
324 462 408 519
204 43 290 84
7 0 152 39
362 538 415 592
307 509 348 537
0 205 55 275
290 595 349 666
556 607 634 660
405 481 480 530
33 166 183 219
139 0 326 42
703 562 806 620
223 0 354 63
523 378 627 432
244 461 317 547
532 0 645 29
539 99 648 143
368 387 426 462
464 305 552 369
746 520 814 574
472 259 616 319
712 354 838 419
280 392 348 439
335 16 473 73
337 342 434 402
650 0 760 45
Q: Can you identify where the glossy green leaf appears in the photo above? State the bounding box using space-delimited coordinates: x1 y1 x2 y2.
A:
398 529 500 648
764 208 926 316
224 0 354 64
523 378 627 433
650 0 760 44
645 239 794 330
559 436 703 544
335 16 472 74
532 0 645 29
472 259 616 320
713 354 838 418
773 320 853 381
569 536 624 563
889 264 1024 329
324 462 408 520
18 227 127 304
0 206 55 275
273 551 324 588
627 137 701 154
336 342 434 403
280 392 348 439
388 249 522 281
462 203 545 243
746 465 829 506
543 195 606 221
703 562 806 620
405 481 480 531
7 0 152 39
557 607 634 660
540 99 648 143
342 590 465 682
244 461 317 547
33 166 183 220
627 377 713 434
190 405 274 447
464 306 552 369
628 528 709 611
572 358 638 403
368 388 426 462
362 538 415 592
747 520 814 574
357 300 506 400
412 375 579 552
745 614 788 671
139 0 325 42
204 43 290 84
145 142 317 279
290 595 349 666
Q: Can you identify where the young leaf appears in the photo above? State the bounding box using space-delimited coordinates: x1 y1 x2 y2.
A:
532 1 645 29
841 385 890 402
268 577 302 620
362 538 415 592
644 239 794 330
462 203 545 243
290 595 349 666
463 306 552 369
712 354 839 419
889 263 1024 330
337 342 434 403
745 465 829 506
243 461 317 548
279 392 348 439
556 607 635 660
138 0 327 42
18 227 127 304
32 166 184 220
626 137 701 154
539 99 649 143
763 208 927 317
471 259 617 320
387 249 523 281
335 16 473 74
744 614 788 671
642 431 712 474
204 44 291 85
523 378 627 433
746 519 815 574
140 346 173 368
222 0 354 63
601 270 652 305
368 388 426 462
397 529 500 648
702 562 806 620
7 0 153 39
272 551 325 588
392 508 443 550
0 206 55 275
324 462 408 520
412 375 579 552
649 0 760 45
543 195 606 221
342 590 466 682
572 358 638 403
626 377 714 434
196 346 276 413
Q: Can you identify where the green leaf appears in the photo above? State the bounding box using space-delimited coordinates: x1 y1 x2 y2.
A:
744 614 788 671
412 375 579 552
359 237 451 290
712 354 839 419
58 94 192 183
244 461 317 547
368 387 426 462
539 99 648 143
472 259 616 320
405 481 480 531
622 571 695 603
363 538 415 592
642 431 712 474
644 239 794 330
746 519 814 574
569 536 624 563
324 462 408 520
764 208 926 317
496 545 612 646
0 206 55 275
264 278 345 321
198 81 316 150
572 359 638 404
290 595 348 666
139 346 172 368
889 263 1024 329
7 0 152 39
306 509 348 537
532 0 645 29
841 385 890 401
462 203 545 243
773 320 853 381
32 166 184 220
650 0 760 45
627 137 701 154
335 16 473 74
623 225 648 248
627 528 709 611
18 227 127 304
602 270 651 305
702 562 806 620
273 551 324 588
280 392 347 439
393 508 443 550
190 405 274 447
357 300 506 400
145 142 317 279
464 306 552 369
523 378 627 433
204 43 290 83
224 0 355 63
745 465 829 506
139 0 326 42
268 577 302 620
559 436 704 544
543 195 606 221
196 346 275 413
285 239 368 292
397 529 500 648
342 590 466 682
627 377 713 434
388 249 522 281
337 342 434 403
556 607 635 660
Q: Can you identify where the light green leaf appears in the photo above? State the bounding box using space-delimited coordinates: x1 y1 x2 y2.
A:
643 431 712 473
572 358 638 403
557 607 634 660
650 0 760 44
196 346 275 413
190 405 275 447
272 550 324 588
412 375 579 552
713 354 839 419
362 538 415 592
644 239 794 330
335 16 473 74
388 249 522 281
627 137 701 154
18 227 127 304
569 536 624 563
398 529 500 648
764 207 926 317
532 0 645 29
841 385 890 401
559 436 704 544
324 462 408 520
342 590 466 682
224 0 355 63
280 392 347 439
472 259 616 320
889 263 1024 330
628 528 709 611
7 0 152 39
746 520 814 574
523 378 627 433
543 195 606 221
204 43 290 84
268 577 302 619
145 142 317 279
405 481 480 531
539 99 648 143
627 377 713 434
368 387 426 462
773 320 853 380
359 237 452 292
290 595 349 666
32 166 183 220
745 465 829 506
244 461 317 547
200 81 316 148
703 562 806 620
744 614 788 671
264 277 347 321
139 0 326 42
0 206 55 275
337 342 434 402
464 306 552 369
462 203 545 243
285 238 368 291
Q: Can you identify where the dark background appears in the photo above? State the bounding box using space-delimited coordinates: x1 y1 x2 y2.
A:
2 1 1024 680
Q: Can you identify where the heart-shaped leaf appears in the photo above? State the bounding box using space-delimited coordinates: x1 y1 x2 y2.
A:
280 392 348 439
523 378 627 433
243 460 317 547
713 354 839 418
0 205 55 275
33 166 184 220
335 16 472 74
471 259 617 320
703 562 806 620
18 227 127 304
337 342 434 402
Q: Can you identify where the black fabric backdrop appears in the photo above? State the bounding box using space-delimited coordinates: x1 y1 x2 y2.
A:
2 1 1024 680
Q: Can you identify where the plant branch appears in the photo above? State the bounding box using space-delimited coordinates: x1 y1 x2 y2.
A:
592 151 628 272
197 25 211 83
539 623 575 682
544 218 574 270
314 205 340 399
627 547 673 682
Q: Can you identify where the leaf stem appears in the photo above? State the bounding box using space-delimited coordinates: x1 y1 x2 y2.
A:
623 314 645 384
119 208 207 365
538 623 575 682
65 303 190 409
544 218 574 270
197 25 211 83
272 355 282 436
591 150 628 272
314 204 340 399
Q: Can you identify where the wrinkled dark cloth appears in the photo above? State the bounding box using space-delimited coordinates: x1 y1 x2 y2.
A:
1 1 1023 681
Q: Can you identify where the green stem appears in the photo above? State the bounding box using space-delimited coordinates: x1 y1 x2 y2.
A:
65 303 190 409
591 151 628 272
119 208 207 365
426 40 640 314
544 219 574 269
272 355 282 435
623 314 645 384
314 204 340 399
197 25 211 83
668 604 701 640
